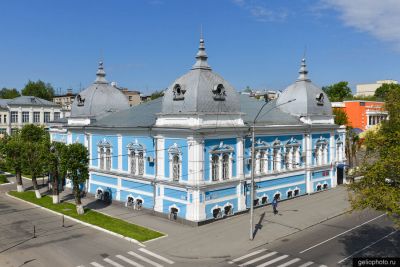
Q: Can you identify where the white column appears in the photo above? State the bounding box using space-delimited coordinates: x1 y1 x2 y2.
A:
155 136 165 179
236 137 244 179
330 131 337 187
305 133 313 193
154 184 163 212
117 135 122 171
187 137 197 185
237 182 246 211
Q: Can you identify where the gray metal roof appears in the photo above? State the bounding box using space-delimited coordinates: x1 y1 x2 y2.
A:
0 99 8 109
70 62 130 119
92 98 162 128
161 38 241 115
240 95 302 125
6 96 59 107
276 59 333 117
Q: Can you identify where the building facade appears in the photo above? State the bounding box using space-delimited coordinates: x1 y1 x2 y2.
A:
50 38 346 223
332 100 387 131
53 89 76 117
355 80 398 97
0 96 62 136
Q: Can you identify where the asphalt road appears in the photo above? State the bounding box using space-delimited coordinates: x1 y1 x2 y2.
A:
243 210 399 267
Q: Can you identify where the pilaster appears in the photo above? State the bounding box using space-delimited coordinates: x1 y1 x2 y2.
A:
305 132 313 193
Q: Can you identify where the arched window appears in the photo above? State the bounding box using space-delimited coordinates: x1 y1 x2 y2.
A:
259 151 266 174
211 154 219 181
99 147 104 170
286 138 301 169
222 154 229 180
172 155 180 181
272 147 280 171
336 138 343 161
98 139 112 170
130 150 136 174
210 142 233 181
315 138 328 166
106 148 111 170
127 140 145 176
293 146 300 168
138 152 144 175
168 143 182 182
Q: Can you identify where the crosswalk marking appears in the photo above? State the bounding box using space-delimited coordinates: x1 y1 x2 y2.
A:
128 251 163 267
320 265 328 267
229 248 268 264
104 258 125 267
90 263 104 267
298 261 314 267
139 248 175 264
256 255 289 267
276 258 301 267
239 251 278 266
116 254 144 267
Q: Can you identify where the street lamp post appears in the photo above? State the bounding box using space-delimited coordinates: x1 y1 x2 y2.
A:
249 98 296 240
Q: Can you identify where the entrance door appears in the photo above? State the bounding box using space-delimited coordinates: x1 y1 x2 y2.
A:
337 166 344 185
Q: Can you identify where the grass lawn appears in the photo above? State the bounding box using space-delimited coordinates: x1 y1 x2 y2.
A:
0 174 8 184
9 191 164 242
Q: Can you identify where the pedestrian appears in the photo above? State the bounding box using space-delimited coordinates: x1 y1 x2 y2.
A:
272 195 279 215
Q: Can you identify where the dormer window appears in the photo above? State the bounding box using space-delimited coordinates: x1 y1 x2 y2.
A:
173 84 186 101
77 94 85 106
212 84 226 101
316 93 324 106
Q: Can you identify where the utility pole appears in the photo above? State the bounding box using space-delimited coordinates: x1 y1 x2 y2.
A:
249 97 296 240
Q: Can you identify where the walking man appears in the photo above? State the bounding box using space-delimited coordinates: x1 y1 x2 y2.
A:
272 195 279 215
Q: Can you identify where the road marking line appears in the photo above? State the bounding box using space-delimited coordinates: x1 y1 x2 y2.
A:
299 213 386 254
276 258 301 267
76 265 86 267
229 249 268 264
116 255 144 267
90 263 105 267
298 262 314 267
320 265 328 267
239 251 277 266
128 251 163 267
104 258 125 267
256 255 288 267
338 229 398 264
138 248 174 264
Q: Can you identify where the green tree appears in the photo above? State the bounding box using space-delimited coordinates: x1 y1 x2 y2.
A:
333 108 348 126
61 143 89 215
48 142 67 204
0 131 24 192
322 81 352 102
374 83 400 101
150 90 164 100
243 86 252 93
21 80 55 101
348 85 400 226
0 88 21 99
21 124 50 198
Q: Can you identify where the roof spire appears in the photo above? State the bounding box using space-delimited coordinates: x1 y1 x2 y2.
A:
192 30 211 70
95 61 108 84
297 58 310 81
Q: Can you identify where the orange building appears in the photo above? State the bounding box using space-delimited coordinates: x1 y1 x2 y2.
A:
332 101 387 131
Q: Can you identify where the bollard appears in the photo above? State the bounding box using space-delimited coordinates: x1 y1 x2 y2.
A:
62 215 64 227
33 225 36 238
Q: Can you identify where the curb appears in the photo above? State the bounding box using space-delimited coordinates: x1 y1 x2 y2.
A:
0 181 14 186
5 191 146 247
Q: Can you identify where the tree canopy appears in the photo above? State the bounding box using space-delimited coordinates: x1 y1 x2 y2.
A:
21 80 55 101
374 83 400 101
150 90 164 100
322 81 352 102
333 108 348 126
349 85 400 226
0 88 21 99
0 130 24 191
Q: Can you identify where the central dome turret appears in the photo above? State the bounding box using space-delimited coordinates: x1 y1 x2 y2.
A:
69 62 130 123
160 37 241 115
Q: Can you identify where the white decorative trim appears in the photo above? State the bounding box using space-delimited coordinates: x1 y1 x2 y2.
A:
256 181 304 194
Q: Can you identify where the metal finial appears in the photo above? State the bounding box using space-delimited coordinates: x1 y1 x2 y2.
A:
95 61 108 84
192 32 211 70
297 58 310 81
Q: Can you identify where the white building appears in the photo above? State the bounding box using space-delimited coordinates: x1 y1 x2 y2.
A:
0 96 63 136
355 80 398 97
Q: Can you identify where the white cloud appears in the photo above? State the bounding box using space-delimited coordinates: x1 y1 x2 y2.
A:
322 0 400 47
232 0 287 22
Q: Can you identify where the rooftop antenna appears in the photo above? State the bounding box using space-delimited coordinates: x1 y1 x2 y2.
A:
303 45 307 59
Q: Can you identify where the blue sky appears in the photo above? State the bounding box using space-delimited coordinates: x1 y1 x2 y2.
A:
1 0 400 95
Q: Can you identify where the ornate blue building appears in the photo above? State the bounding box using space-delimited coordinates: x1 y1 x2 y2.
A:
50 37 346 222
